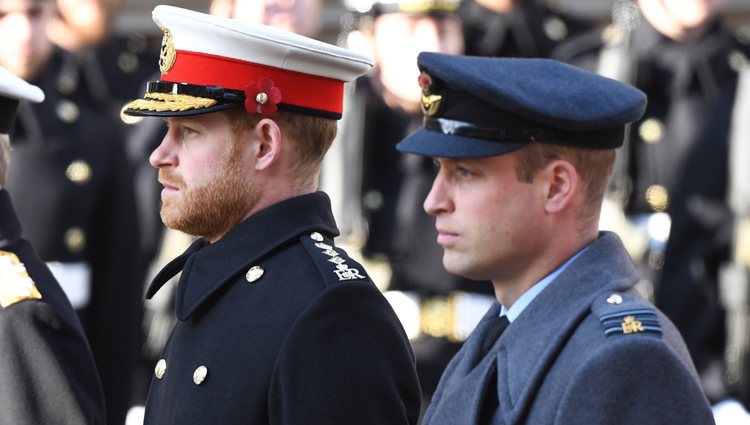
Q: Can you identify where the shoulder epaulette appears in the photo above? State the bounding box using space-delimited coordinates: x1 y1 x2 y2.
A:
0 250 42 308
300 231 369 286
592 292 662 338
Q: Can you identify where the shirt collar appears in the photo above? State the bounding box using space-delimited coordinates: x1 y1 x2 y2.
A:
500 245 589 322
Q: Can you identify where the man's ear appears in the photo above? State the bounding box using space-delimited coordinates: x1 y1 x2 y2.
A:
542 159 579 214
252 118 283 171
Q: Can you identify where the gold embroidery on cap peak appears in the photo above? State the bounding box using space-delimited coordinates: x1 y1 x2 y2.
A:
123 92 218 113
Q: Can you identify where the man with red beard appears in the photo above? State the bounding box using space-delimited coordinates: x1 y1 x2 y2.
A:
121 5 421 425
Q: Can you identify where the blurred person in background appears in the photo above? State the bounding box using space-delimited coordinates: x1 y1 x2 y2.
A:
553 0 750 416
0 64 105 425
210 0 323 38
337 0 496 414
457 0 591 58
0 0 143 423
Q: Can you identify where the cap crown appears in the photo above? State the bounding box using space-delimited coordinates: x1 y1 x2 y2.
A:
397 53 647 158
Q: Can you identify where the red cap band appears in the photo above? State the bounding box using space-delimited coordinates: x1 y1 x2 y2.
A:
164 50 345 115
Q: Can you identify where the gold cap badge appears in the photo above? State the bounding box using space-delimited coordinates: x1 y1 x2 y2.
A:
419 72 442 117
159 26 177 76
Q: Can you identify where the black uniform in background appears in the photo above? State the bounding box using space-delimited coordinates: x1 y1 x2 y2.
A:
355 1 593 407
0 189 105 425
351 76 492 404
7 47 144 425
457 0 591 59
554 16 750 402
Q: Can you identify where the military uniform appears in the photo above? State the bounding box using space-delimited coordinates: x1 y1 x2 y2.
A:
340 0 497 407
457 0 590 58
0 189 106 424
120 5 421 424
553 15 750 401
142 193 420 424
421 233 714 425
6 47 143 425
395 52 714 424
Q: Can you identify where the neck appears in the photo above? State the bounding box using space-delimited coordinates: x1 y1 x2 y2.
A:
492 228 596 308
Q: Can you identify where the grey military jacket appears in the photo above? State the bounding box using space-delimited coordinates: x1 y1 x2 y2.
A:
422 232 715 425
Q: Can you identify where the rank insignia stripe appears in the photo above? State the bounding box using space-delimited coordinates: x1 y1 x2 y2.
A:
599 309 663 337
0 251 43 308
300 233 369 285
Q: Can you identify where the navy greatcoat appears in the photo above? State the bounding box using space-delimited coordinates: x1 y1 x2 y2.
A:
422 232 715 425
0 189 105 425
143 192 421 425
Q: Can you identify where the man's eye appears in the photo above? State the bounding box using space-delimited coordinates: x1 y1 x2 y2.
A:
456 167 472 177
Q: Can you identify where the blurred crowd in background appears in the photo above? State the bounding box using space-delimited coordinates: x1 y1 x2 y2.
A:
1 0 750 423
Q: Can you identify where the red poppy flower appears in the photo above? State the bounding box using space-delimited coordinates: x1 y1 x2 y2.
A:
244 78 282 116
418 72 432 93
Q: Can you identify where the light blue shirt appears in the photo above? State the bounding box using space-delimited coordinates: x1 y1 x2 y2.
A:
500 246 588 322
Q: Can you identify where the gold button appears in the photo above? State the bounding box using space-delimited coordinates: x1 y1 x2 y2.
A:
310 232 323 242
154 359 167 380
64 227 86 253
639 118 664 144
645 185 669 212
729 50 749 72
601 24 624 46
56 100 80 124
606 294 623 305
65 160 92 185
117 51 139 74
193 366 208 385
543 16 567 42
245 266 264 283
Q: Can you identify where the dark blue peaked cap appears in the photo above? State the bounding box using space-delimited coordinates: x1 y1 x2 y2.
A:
396 53 647 158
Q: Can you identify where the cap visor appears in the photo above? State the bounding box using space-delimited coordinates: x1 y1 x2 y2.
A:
396 128 527 158
121 93 241 121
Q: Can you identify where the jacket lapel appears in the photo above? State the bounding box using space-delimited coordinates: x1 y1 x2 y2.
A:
423 303 507 425
494 232 638 425
145 193 340 321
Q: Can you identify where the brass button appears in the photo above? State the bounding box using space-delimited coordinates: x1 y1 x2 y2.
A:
310 232 323 242
601 24 624 46
117 51 139 74
56 100 80 124
606 294 623 305
65 160 92 185
543 16 567 42
645 185 669 212
193 366 208 385
154 359 167 380
728 49 749 72
639 118 664 144
64 227 86 253
245 266 264 283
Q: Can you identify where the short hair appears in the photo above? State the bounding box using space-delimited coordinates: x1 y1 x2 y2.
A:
513 142 616 230
0 134 10 187
225 108 338 181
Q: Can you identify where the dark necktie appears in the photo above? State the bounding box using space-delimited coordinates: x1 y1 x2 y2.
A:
479 315 510 358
